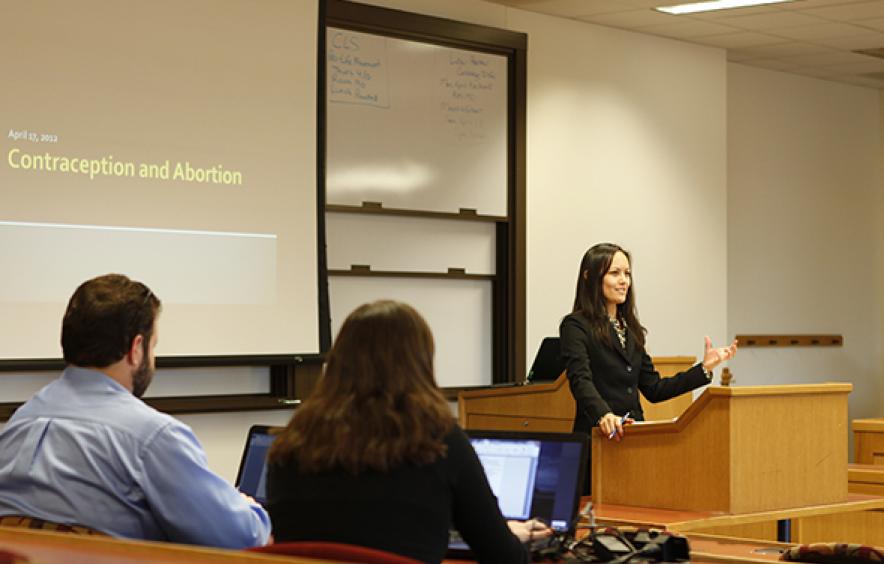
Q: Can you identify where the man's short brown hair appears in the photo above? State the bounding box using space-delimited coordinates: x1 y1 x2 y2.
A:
61 274 161 368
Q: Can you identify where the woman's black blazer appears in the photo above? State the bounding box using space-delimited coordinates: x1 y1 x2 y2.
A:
559 312 709 433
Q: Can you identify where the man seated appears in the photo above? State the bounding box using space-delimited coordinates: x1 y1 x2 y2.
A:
0 274 270 548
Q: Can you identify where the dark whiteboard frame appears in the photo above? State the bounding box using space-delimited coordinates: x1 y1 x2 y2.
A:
0 354 317 420
321 0 527 385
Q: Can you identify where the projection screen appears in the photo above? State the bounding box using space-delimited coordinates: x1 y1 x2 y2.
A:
1 0 320 360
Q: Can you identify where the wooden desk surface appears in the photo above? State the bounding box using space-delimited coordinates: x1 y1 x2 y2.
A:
594 493 884 532
853 418 884 432
0 527 321 564
850 463 884 483
686 533 792 563
0 522 798 564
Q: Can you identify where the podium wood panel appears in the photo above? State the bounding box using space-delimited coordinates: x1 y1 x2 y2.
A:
592 383 852 514
457 356 695 431
854 418 884 465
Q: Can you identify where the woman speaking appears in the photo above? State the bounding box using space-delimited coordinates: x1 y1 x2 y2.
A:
560 243 737 444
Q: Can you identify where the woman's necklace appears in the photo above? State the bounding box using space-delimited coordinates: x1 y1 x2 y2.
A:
609 316 627 349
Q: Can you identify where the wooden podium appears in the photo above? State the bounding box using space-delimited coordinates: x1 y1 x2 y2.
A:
592 383 852 514
457 356 696 432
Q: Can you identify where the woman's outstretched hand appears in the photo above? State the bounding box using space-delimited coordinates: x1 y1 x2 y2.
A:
702 337 738 371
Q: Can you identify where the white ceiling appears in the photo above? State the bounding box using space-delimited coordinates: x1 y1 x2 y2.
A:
486 0 884 89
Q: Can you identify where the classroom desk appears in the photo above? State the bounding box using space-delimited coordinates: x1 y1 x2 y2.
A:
685 533 792 563
849 463 884 496
0 526 320 564
593 493 884 543
854 417 884 465
0 524 799 564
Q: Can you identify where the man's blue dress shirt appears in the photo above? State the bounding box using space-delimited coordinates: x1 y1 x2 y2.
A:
0 366 271 548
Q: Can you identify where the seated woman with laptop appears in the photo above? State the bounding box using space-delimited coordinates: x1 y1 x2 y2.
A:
265 300 550 563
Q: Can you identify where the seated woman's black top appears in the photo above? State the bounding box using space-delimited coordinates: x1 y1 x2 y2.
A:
266 424 528 564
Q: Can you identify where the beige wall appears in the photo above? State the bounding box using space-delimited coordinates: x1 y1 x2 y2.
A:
881 89 884 414
727 64 881 441
512 10 727 361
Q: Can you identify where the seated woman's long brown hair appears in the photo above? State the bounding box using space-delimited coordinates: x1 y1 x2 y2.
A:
268 300 453 474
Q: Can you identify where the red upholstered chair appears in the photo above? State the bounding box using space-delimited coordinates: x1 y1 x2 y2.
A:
248 541 422 564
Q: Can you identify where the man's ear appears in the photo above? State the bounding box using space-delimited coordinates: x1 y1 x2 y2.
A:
127 334 145 367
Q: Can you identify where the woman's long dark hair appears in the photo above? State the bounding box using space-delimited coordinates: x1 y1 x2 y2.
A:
268 300 453 474
572 243 646 350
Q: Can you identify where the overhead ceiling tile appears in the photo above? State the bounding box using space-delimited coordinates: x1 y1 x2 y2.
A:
669 4 794 19
726 50 758 61
778 0 872 9
730 41 833 58
801 1 884 21
788 66 842 78
737 58 802 70
860 16 884 32
765 21 869 40
855 70 884 82
637 19 742 38
781 50 877 66
814 32 884 50
719 11 827 30
579 8 678 27
839 75 884 88
506 0 629 17
625 0 680 7
697 31 789 48
483 0 541 4
487 0 884 89
831 59 884 73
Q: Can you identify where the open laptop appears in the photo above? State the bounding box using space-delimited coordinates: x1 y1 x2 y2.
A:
236 425 587 544
448 429 588 555
234 425 283 506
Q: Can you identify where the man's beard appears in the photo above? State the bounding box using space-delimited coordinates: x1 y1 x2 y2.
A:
132 340 154 398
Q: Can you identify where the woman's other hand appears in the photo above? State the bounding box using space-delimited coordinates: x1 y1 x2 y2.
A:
702 337 738 371
598 412 634 441
507 518 552 543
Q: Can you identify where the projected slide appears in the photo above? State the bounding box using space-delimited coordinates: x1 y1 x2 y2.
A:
1 0 319 360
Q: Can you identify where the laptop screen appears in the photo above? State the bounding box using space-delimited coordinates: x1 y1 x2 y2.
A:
466 430 588 533
234 425 282 506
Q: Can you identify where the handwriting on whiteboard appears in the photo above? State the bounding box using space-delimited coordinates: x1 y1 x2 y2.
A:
438 51 498 142
328 30 390 108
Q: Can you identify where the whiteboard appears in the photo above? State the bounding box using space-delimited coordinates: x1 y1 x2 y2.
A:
326 28 508 216
326 213 496 275
328 277 493 388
